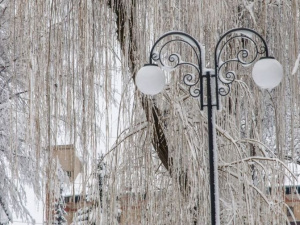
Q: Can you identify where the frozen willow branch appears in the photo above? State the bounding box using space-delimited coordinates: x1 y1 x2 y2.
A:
1 0 298 224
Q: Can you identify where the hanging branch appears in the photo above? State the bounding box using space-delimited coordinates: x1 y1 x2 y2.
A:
0 196 12 223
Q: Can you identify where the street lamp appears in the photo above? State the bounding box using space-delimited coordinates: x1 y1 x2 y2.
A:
135 28 283 225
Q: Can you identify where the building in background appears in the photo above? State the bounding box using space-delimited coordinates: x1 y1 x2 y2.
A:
285 185 300 225
50 145 88 224
284 163 300 225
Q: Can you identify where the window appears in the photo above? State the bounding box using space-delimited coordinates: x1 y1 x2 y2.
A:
66 171 72 178
286 187 291 195
285 186 300 195
75 195 81 203
64 195 81 203
267 187 272 195
65 196 70 203
287 207 294 217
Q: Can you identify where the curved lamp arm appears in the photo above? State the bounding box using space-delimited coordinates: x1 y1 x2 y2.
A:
147 31 204 98
214 28 270 100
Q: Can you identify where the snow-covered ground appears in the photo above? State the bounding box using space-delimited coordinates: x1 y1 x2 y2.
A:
11 187 44 225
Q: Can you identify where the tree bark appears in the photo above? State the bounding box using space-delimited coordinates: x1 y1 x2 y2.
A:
107 0 171 172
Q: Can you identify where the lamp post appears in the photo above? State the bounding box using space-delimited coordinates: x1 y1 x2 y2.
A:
135 28 283 225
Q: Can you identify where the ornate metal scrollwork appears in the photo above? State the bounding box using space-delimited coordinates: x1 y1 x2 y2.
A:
214 28 269 98
149 32 204 98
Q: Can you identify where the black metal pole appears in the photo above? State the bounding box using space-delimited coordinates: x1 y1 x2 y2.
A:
140 28 274 225
206 71 218 225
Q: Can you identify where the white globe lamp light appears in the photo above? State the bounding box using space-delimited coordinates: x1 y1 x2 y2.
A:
135 64 165 95
252 57 283 89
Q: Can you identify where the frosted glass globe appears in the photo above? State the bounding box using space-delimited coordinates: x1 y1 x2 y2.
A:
252 57 283 89
135 65 165 95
